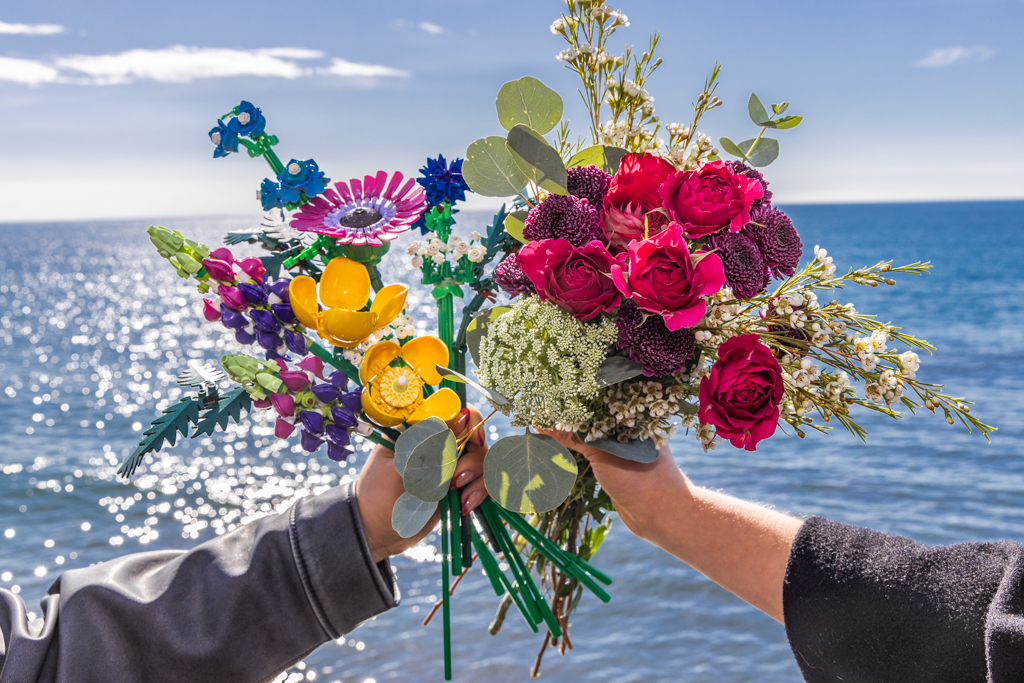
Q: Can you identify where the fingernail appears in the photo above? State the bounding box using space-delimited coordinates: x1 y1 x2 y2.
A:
453 408 470 431
453 470 474 489
462 490 483 515
474 428 487 446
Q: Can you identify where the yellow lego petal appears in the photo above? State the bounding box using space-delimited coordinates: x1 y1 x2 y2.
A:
289 276 321 330
359 340 402 384
321 309 377 346
361 385 408 428
408 388 461 425
319 257 372 311
370 284 408 330
401 336 449 386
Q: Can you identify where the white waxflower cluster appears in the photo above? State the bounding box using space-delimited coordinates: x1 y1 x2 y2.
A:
780 361 851 420
695 423 720 452
557 45 624 66
584 379 690 445
694 287 741 349
852 328 891 372
598 120 663 153
341 314 415 367
478 297 617 430
408 231 485 269
666 131 716 170
812 245 837 281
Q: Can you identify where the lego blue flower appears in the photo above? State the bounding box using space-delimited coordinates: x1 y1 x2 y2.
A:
209 120 239 158
260 178 284 210
277 159 329 204
227 100 266 138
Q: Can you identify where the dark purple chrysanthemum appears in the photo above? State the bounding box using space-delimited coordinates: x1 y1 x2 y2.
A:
493 252 536 297
705 231 769 300
615 302 696 376
743 206 802 278
727 161 772 211
566 164 612 208
522 194 601 245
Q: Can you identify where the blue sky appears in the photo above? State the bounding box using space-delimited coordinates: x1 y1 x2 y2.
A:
1 0 1021 221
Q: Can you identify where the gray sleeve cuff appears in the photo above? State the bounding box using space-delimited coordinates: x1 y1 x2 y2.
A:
290 481 400 639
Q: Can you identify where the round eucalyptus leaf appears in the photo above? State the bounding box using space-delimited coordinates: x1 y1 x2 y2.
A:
402 428 459 502
483 432 578 514
738 137 779 167
595 355 645 387
466 306 512 369
584 436 659 463
463 136 531 197
495 76 563 134
394 416 449 477
566 145 628 175
504 211 529 245
392 492 438 538
506 125 567 195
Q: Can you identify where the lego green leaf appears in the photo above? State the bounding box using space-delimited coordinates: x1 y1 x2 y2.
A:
484 432 578 514
118 396 202 478
191 386 253 438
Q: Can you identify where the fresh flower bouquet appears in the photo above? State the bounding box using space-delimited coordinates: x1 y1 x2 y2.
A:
119 1 994 679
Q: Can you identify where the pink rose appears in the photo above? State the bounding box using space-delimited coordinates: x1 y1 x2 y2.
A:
517 239 622 320
601 153 676 252
610 223 725 331
658 160 763 239
698 334 784 451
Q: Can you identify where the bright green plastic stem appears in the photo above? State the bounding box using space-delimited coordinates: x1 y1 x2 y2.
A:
440 496 453 681
471 528 538 631
448 488 462 576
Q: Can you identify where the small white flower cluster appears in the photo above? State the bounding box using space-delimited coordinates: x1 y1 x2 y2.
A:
695 423 720 452
557 45 623 66
812 245 837 281
667 132 716 170
852 328 891 372
408 231 485 269
780 360 850 420
478 297 618 430
584 380 690 445
695 287 741 349
341 314 415 367
589 5 628 25
598 120 663 153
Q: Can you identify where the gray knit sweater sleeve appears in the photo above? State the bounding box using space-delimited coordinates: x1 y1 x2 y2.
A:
0 482 398 683
783 516 1024 683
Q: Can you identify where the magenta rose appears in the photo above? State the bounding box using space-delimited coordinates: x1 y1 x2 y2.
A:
517 238 621 320
658 160 764 239
697 334 784 451
610 223 725 331
600 152 676 252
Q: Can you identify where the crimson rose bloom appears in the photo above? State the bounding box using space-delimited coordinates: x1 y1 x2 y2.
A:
698 334 784 451
659 160 764 239
610 223 725 331
517 239 621 320
601 153 675 252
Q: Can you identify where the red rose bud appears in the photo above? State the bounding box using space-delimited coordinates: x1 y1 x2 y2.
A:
698 334 784 451
296 355 325 379
658 160 764 239
218 284 247 311
274 416 296 439
517 238 621 320
269 392 295 417
209 247 235 263
202 298 221 322
238 257 266 283
601 152 675 252
278 370 311 391
611 223 725 331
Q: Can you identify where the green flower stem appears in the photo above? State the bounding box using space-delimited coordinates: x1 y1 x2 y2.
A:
305 340 360 386
460 512 473 570
471 527 538 631
440 496 453 681
479 503 541 625
361 429 393 452
262 145 285 176
497 504 611 585
448 488 463 576
437 292 458 396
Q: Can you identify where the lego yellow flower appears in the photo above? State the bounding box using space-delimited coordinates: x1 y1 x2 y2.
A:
359 336 461 427
289 256 408 348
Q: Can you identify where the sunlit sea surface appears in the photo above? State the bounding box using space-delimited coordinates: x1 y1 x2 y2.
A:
1 202 1022 682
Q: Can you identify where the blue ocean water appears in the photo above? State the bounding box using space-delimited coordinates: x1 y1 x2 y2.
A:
1 201 1022 682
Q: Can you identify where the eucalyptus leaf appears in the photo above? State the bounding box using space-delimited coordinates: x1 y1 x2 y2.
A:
718 137 747 159
504 211 529 244
566 145 628 175
584 436 660 463
394 416 450 477
595 355 645 387
748 93 770 126
463 136 531 198
402 427 459 502
466 306 512 369
484 432 578 514
496 76 563 134
392 492 438 538
738 137 780 167
436 365 511 406
772 102 790 115
506 124 568 195
769 115 803 130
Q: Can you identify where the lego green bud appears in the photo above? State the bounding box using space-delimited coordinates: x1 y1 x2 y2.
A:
221 354 263 384
148 225 184 259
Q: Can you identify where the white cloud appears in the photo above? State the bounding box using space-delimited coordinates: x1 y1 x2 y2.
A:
419 21 444 35
0 47 407 86
320 58 408 78
915 46 993 68
0 21 64 35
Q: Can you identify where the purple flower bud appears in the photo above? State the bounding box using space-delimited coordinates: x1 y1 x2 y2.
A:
311 383 341 404
300 410 325 436
284 329 307 356
300 430 325 452
255 328 282 351
235 328 256 345
267 279 291 303
237 282 268 307
325 423 351 446
338 391 361 414
275 418 296 439
271 303 297 325
203 258 236 282
327 442 353 462
221 306 246 330
327 371 349 391
250 309 281 333
279 370 311 391
265 348 288 362
270 393 295 417
330 405 359 429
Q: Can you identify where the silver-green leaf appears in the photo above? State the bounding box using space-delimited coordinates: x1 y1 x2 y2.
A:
718 136 747 160
436 365 511 406
394 416 450 477
595 355 645 387
463 136 531 198
495 76 563 135
748 93 770 126
566 144 628 175
738 137 780 167
506 124 568 195
402 425 458 502
484 431 578 514
392 492 438 538
504 210 529 244
762 115 803 130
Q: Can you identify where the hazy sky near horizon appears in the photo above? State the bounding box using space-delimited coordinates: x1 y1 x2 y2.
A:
0 0 1021 222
